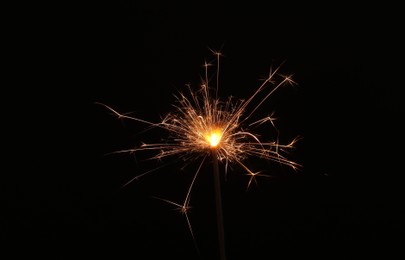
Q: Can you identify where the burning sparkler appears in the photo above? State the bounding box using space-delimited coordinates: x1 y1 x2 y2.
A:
97 49 301 260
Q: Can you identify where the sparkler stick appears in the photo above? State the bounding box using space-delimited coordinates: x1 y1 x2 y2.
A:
212 149 226 260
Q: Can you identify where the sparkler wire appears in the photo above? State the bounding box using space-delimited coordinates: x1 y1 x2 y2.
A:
212 149 226 260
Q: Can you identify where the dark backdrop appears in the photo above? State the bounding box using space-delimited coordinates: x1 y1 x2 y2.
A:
5 1 403 259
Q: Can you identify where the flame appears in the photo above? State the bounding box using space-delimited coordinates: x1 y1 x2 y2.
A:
205 129 223 148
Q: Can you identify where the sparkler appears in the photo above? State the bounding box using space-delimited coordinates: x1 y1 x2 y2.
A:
97 49 301 260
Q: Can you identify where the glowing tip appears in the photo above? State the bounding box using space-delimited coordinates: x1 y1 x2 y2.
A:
206 129 222 148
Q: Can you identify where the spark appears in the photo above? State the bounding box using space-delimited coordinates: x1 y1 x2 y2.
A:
97 48 302 256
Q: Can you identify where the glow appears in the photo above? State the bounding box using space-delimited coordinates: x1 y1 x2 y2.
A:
206 129 222 147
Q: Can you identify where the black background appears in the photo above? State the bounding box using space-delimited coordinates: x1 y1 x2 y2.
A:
5 1 404 259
